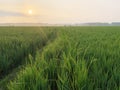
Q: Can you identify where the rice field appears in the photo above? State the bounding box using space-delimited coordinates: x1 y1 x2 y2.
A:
0 26 120 90
0 27 57 78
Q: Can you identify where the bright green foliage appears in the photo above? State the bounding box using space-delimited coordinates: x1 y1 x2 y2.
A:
8 59 48 90
6 27 120 90
0 27 57 78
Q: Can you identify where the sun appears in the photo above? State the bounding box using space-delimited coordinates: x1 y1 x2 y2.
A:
28 9 33 15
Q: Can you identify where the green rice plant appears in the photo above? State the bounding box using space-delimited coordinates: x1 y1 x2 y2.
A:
8 54 48 90
7 26 120 90
0 27 57 78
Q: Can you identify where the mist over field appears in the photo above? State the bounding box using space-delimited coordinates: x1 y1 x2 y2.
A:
0 0 120 90
0 0 120 24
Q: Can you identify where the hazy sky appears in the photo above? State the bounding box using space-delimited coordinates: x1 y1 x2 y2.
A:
0 0 120 23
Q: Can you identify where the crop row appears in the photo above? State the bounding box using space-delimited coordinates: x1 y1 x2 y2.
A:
8 27 120 90
0 27 57 78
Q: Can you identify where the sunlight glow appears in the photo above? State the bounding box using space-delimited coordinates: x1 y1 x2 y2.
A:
28 9 33 15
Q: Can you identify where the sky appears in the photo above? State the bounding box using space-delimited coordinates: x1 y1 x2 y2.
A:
0 0 120 24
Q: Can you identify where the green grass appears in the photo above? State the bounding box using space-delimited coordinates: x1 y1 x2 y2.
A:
0 27 57 78
1 26 120 90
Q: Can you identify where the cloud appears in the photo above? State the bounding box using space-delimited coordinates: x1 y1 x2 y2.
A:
0 10 25 17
